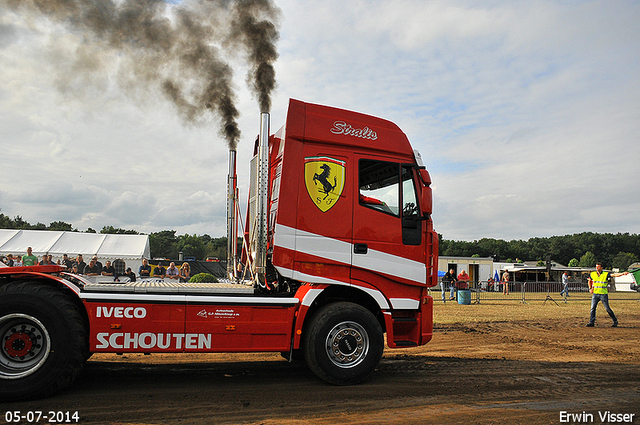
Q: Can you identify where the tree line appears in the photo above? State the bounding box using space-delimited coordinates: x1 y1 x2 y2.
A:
439 232 640 271
2 212 639 269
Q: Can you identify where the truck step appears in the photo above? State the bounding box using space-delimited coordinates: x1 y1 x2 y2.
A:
82 281 255 295
392 317 418 323
393 340 418 347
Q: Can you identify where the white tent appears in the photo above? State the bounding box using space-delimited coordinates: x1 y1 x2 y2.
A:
0 229 150 273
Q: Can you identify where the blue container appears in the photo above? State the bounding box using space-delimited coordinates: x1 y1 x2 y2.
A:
458 290 471 305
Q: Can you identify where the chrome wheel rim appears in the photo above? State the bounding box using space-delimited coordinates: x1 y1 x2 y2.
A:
0 314 51 379
325 321 369 368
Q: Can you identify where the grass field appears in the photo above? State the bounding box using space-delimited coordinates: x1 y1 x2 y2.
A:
432 294 640 325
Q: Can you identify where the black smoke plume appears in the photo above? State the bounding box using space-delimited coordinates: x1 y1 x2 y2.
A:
0 0 280 149
229 0 280 114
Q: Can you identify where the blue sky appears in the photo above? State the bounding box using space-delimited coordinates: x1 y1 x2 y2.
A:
1 0 639 241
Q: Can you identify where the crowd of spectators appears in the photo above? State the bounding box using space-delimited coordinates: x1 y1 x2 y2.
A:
1 247 192 283
137 259 191 282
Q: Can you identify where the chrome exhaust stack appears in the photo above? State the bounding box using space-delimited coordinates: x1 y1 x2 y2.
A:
226 149 238 281
248 113 270 285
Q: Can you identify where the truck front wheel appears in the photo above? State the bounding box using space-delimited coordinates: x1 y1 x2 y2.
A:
303 302 383 385
0 282 88 401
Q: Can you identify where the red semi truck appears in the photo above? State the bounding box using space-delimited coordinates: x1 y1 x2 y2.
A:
0 99 438 400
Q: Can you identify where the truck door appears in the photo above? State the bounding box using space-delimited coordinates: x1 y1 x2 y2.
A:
352 157 426 286
293 148 353 281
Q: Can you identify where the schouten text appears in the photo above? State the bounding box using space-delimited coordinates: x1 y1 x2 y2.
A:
96 332 212 350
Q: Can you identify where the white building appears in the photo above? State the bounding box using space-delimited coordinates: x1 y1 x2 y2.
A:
0 229 150 276
438 256 494 289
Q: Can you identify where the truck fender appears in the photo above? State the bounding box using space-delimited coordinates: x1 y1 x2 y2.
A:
291 285 327 349
291 281 391 350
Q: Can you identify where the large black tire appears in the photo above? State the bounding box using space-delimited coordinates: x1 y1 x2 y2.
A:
0 282 88 401
303 302 383 385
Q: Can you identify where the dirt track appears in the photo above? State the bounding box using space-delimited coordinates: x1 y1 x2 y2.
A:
2 300 639 424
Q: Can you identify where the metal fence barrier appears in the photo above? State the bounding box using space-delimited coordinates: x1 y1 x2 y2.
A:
433 280 640 303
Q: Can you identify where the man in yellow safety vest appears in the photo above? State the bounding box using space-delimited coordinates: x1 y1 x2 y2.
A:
586 262 628 327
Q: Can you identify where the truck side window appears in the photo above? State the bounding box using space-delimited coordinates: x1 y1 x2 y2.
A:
402 166 419 218
359 159 400 216
401 166 421 245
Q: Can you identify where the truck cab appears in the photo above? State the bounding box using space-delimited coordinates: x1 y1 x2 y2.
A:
260 100 438 351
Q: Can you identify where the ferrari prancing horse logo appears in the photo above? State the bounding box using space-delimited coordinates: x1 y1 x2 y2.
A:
304 156 345 212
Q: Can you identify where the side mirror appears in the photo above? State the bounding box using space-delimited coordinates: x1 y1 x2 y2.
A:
421 186 432 215
419 169 431 185
419 169 432 215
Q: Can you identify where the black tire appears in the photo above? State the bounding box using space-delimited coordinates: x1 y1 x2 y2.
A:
303 302 383 385
0 282 88 401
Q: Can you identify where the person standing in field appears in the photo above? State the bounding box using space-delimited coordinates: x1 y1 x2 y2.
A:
560 271 570 298
586 262 628 327
457 270 470 289
501 270 510 295
443 269 457 301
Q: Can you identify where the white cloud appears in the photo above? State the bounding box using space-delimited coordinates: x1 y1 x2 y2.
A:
1 0 639 241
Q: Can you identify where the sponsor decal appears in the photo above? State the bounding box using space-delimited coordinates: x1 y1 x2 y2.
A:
197 308 240 318
330 120 377 140
304 156 346 212
96 306 147 319
95 332 212 350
